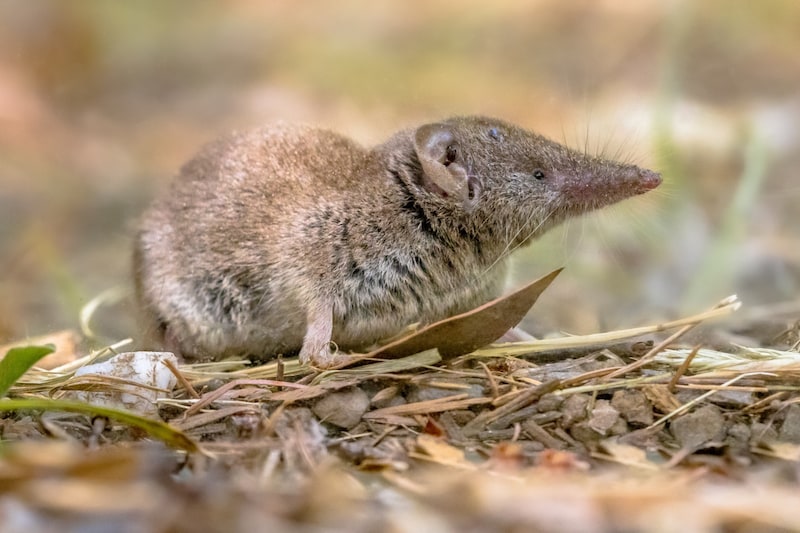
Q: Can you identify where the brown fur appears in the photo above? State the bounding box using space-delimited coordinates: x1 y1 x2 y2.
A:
133 116 660 366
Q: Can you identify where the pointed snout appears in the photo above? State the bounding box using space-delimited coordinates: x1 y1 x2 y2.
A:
636 168 662 192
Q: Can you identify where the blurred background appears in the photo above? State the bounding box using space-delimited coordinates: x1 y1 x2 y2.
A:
1 0 798 345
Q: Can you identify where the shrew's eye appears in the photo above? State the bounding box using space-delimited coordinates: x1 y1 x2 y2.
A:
533 170 545 180
445 145 457 165
488 128 501 140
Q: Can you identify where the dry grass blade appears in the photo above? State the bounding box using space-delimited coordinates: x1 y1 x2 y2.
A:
556 373 673 397
461 380 561 437
0 344 54 398
50 339 134 374
79 287 129 341
268 379 363 402
163 358 200 399
469 295 741 359
314 349 442 383
174 405 262 431
7 339 135 396
656 346 800 373
56 374 172 396
604 296 740 380
647 372 777 430
184 379 309 417
180 358 307 382
364 394 491 421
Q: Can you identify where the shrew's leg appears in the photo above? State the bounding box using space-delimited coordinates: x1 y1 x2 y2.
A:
298 301 336 367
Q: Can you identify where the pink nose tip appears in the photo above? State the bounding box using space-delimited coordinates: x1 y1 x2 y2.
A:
639 169 662 190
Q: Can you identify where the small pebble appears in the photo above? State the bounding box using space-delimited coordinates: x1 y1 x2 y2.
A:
750 421 779 446
611 389 653 427
560 394 590 428
587 400 620 436
535 393 564 413
313 388 370 429
569 421 603 446
726 422 752 449
778 404 800 443
670 404 725 449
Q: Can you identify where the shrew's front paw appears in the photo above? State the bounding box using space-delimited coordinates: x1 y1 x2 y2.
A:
299 339 337 368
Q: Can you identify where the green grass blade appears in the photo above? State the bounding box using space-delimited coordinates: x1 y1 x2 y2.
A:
0 344 55 398
0 398 199 453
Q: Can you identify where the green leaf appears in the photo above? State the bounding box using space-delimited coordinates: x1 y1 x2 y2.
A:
0 344 55 398
0 398 199 453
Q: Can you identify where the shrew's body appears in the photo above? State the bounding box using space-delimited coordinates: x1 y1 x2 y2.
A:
134 117 660 366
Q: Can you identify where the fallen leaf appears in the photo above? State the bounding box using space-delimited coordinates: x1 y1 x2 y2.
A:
423 417 446 437
754 442 800 461
415 434 467 465
535 449 590 471
366 269 562 361
596 439 660 470
641 384 683 414
488 441 525 470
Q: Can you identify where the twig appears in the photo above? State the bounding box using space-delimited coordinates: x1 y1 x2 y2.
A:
479 362 500 399
668 344 701 393
184 379 307 417
164 358 200 399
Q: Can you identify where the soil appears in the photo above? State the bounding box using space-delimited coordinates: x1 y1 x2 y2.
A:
3 322 800 532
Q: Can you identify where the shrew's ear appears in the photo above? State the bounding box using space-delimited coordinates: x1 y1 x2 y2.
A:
414 123 475 208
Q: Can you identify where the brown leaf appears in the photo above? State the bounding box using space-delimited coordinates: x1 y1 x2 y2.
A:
366 268 562 361
415 434 467 465
422 417 446 437
597 439 659 470
535 449 590 471
641 384 683 414
487 441 525 471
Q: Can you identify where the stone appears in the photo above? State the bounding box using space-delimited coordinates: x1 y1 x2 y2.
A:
750 421 779 445
586 400 619 436
535 393 564 413
778 404 800 443
611 389 654 427
560 394 590 428
313 387 370 429
669 404 726 449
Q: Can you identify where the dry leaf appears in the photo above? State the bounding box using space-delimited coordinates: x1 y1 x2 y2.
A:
422 417 446 437
366 269 562 361
535 449 590 471
641 384 683 414
597 439 660 470
415 434 467 465
487 441 525 470
754 442 800 461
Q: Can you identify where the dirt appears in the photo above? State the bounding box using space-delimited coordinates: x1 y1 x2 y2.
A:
2 2 800 531
4 341 800 532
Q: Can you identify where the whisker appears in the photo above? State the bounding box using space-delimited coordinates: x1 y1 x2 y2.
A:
481 208 539 276
480 206 558 279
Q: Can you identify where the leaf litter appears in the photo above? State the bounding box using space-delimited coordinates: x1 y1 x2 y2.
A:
2 270 800 531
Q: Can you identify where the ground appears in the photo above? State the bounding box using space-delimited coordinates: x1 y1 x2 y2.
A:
2 2 800 532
